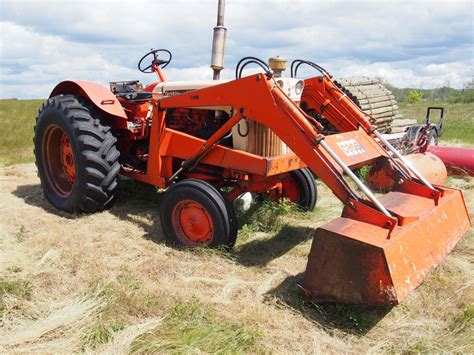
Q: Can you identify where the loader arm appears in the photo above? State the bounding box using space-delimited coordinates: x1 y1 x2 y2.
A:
159 73 396 229
160 73 470 304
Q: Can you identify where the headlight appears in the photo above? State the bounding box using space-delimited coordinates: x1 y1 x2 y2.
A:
295 80 304 95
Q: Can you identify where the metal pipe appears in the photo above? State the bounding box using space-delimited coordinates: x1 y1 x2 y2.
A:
319 140 393 217
428 145 474 177
374 130 435 189
216 0 225 26
211 0 227 80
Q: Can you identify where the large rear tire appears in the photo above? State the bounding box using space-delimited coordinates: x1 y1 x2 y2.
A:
34 94 120 213
160 179 238 249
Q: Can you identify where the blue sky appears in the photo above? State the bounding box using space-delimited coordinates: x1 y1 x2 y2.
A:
0 0 472 98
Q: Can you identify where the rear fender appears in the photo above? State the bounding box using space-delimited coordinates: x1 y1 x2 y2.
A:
50 80 128 129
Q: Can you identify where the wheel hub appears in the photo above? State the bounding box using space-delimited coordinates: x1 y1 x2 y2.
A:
60 134 75 184
173 200 214 243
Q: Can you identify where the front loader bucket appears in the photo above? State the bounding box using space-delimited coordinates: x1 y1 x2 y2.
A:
302 187 470 304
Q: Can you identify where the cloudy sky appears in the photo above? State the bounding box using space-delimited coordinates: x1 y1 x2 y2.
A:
0 0 472 98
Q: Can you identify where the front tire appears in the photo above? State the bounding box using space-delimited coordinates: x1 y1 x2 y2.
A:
34 94 120 213
160 179 238 249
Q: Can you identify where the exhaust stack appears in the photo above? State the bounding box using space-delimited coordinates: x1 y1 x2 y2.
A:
210 0 227 80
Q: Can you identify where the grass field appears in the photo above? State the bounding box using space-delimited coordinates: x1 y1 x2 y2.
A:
0 100 42 165
0 98 473 352
0 99 473 166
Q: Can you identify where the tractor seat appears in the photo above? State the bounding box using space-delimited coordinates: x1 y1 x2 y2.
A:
116 91 153 101
110 80 152 101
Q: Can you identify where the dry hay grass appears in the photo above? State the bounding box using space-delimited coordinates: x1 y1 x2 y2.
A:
0 163 473 353
0 295 104 353
96 317 164 354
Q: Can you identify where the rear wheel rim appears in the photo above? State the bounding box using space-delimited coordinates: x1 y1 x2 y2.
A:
172 200 214 245
42 125 75 197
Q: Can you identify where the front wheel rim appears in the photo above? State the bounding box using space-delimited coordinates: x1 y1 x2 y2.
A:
172 200 214 245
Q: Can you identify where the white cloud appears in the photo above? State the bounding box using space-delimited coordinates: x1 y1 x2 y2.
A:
332 59 471 89
0 0 472 98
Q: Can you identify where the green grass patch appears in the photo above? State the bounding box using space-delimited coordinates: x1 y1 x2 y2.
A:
0 99 44 165
85 321 127 348
130 299 261 353
311 300 386 334
83 268 163 349
462 304 474 323
405 337 430 353
271 277 390 335
0 278 33 313
450 304 474 332
114 179 161 206
237 198 300 233
84 271 261 352
355 165 371 181
14 224 29 242
398 100 474 145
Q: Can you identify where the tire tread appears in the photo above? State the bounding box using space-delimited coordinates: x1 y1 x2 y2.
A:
34 94 120 213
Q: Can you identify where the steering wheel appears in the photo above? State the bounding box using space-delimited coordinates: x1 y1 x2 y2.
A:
138 48 172 73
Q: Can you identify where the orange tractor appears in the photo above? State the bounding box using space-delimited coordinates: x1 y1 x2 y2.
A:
34 4 470 304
